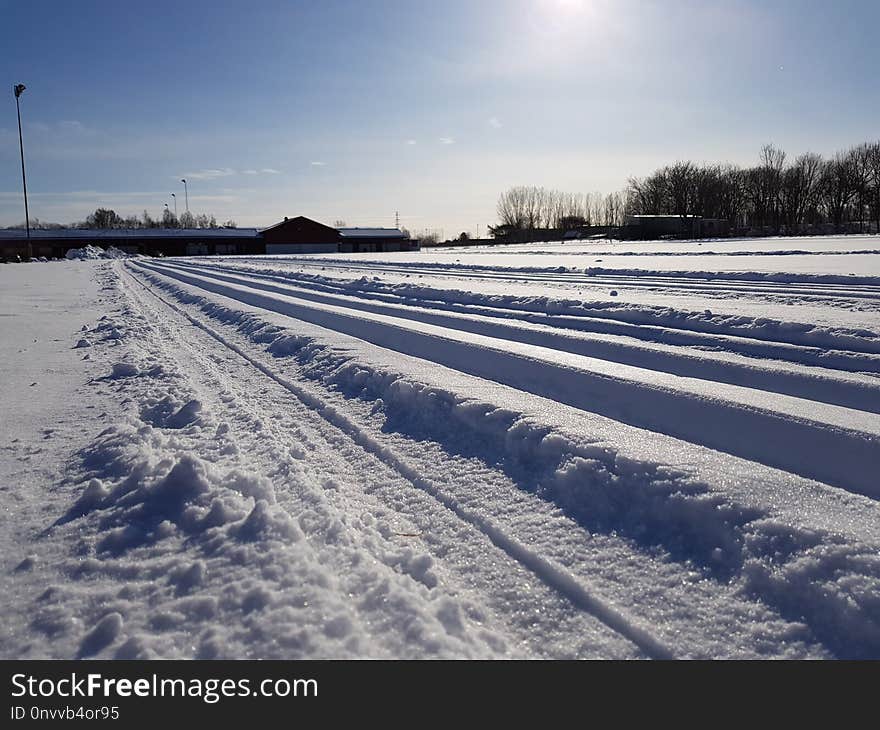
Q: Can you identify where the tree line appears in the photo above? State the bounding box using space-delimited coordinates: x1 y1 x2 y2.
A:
10 208 237 230
494 187 628 234
495 140 880 237
83 208 236 230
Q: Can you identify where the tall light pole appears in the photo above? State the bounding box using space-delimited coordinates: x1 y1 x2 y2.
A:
171 192 177 218
14 83 31 260
180 178 188 215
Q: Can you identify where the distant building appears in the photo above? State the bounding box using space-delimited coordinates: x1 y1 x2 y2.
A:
490 224 613 243
261 217 416 254
622 215 730 240
337 227 412 253
260 217 340 254
0 216 417 260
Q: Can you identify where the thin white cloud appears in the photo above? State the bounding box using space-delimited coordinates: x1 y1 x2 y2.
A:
242 169 259 175
260 168 281 174
310 161 326 166
180 168 236 180
57 120 92 135
439 137 455 145
488 116 502 129
405 139 417 145
12 119 94 137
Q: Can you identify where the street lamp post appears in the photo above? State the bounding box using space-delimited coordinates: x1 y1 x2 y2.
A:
180 179 188 215
13 83 31 260
171 192 177 218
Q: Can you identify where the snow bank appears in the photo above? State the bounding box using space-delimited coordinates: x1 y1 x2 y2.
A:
66 245 134 261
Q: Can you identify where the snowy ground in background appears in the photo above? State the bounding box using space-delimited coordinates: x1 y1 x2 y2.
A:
2 236 880 659
250 234 880 278
205 235 880 332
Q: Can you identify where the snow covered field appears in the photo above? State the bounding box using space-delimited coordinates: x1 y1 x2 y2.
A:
2 235 880 659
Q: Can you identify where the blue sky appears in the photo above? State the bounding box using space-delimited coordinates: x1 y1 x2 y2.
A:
1 0 878 235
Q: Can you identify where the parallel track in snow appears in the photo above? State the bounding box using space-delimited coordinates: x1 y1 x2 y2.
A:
122 258 880 658
158 259 880 398
131 259 880 501
237 257 880 301
122 263 676 659
175 259 880 362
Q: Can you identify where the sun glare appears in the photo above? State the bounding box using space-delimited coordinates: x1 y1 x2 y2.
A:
540 0 593 17
532 0 601 35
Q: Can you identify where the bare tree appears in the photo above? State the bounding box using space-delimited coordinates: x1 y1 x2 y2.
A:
868 141 880 234
820 152 856 232
848 143 872 232
496 186 528 229
757 144 786 231
664 161 695 219
627 171 668 215
84 208 124 229
780 153 823 232
161 207 179 228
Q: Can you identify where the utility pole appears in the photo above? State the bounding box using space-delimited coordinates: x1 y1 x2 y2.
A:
395 210 400 229
14 83 31 259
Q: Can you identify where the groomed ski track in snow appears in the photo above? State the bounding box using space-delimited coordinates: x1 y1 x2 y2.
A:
131 259 880 500
121 269 671 659
109 252 880 659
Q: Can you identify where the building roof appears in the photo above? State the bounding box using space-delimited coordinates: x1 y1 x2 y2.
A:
259 216 338 234
337 227 408 239
0 227 258 240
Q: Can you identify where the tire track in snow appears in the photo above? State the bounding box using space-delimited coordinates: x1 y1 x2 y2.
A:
133 260 880 501
124 262 677 660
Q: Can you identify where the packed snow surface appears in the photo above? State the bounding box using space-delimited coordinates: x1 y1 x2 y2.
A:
2 235 880 659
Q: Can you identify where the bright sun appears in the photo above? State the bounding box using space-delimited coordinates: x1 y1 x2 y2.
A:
546 0 590 13
536 0 598 25
533 0 600 33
